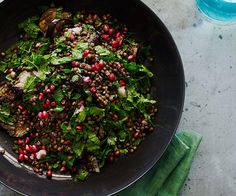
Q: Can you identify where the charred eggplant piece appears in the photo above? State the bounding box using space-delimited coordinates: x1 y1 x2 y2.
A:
39 8 72 37
0 75 31 137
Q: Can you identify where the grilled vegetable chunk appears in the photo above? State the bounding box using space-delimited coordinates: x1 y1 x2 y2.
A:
0 76 31 137
39 8 72 36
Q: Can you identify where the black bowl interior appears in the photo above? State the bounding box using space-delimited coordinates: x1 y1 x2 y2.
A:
0 0 185 195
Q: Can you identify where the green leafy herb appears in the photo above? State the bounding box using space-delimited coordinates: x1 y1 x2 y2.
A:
73 143 85 157
53 106 64 113
18 17 40 39
71 75 79 82
24 76 37 92
107 136 117 146
0 103 14 125
86 132 100 152
75 169 89 181
95 46 111 56
53 88 64 102
88 107 105 116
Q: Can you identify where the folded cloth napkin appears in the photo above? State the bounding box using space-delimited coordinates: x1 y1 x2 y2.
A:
116 131 202 196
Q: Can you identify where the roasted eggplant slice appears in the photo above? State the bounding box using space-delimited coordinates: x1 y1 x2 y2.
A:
0 75 31 137
39 8 72 36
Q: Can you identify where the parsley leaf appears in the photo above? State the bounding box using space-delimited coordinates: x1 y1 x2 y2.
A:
0 103 15 125
95 46 111 56
53 88 64 102
74 169 89 181
24 76 37 92
107 136 117 146
18 17 40 39
73 143 85 157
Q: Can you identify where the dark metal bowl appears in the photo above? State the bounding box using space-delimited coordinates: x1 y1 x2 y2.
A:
0 0 185 195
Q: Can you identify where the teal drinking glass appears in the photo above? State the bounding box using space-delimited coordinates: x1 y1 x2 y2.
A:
196 0 236 21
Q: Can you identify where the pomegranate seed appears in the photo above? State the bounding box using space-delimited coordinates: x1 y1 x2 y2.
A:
30 154 35 160
42 111 49 119
71 61 79 67
102 24 109 32
76 125 83 132
102 34 110 41
107 155 114 163
117 37 123 46
133 132 139 139
116 32 122 38
128 55 136 61
82 77 91 84
91 64 100 72
59 167 67 173
18 148 24 154
30 144 38 152
112 114 119 121
119 80 126 86
25 137 30 144
83 49 90 57
61 99 66 106
123 27 128 33
108 28 115 35
45 99 51 108
63 140 71 145
49 84 55 92
46 89 51 93
78 100 84 107
25 144 31 152
93 14 97 20
41 145 46 150
22 110 29 115
70 34 75 41
89 87 96 94
114 150 120 157
18 154 24 162
46 170 52 179
35 42 41 48
39 93 45 100
51 102 57 108
30 133 35 138
17 139 24 145
24 155 29 161
38 112 43 119
108 73 116 81
18 105 25 111
111 40 119 48
72 167 77 173
33 167 39 173
103 15 108 20
97 60 105 69
23 150 27 154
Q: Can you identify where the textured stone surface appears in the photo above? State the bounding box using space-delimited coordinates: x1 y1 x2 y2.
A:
1 0 236 195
